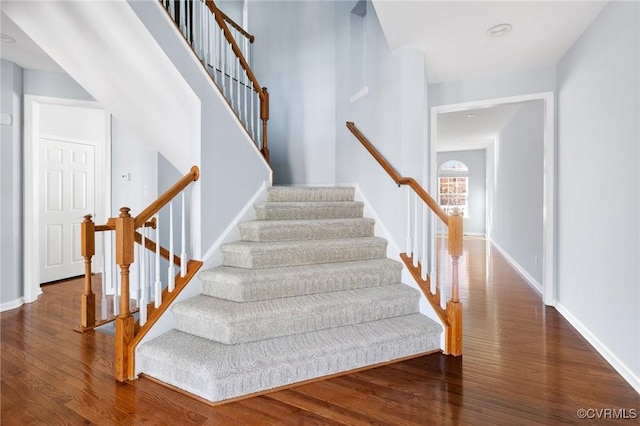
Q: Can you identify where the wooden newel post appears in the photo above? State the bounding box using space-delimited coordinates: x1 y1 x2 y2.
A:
80 215 96 328
447 210 463 356
115 207 135 381
260 87 270 164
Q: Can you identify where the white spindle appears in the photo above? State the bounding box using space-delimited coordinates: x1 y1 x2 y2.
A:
405 187 412 254
221 28 226 93
112 232 119 316
430 211 437 295
244 71 249 128
140 227 147 326
100 233 107 320
440 219 448 310
168 201 176 292
421 205 428 281
180 0 186 36
412 193 419 267
181 192 187 277
250 88 255 139
154 214 162 308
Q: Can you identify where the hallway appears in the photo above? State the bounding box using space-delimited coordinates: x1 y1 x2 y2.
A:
1 237 638 424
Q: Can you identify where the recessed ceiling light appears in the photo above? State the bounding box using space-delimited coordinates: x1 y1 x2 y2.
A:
1 33 16 43
487 23 512 38
466 113 477 118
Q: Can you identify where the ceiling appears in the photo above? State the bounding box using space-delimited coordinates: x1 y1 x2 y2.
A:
373 0 608 84
1 12 62 72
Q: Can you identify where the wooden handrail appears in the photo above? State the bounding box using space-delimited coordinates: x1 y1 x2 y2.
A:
346 122 449 224
134 166 199 228
346 121 463 356
206 0 262 97
218 9 254 43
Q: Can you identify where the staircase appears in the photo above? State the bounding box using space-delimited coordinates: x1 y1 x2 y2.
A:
137 186 442 403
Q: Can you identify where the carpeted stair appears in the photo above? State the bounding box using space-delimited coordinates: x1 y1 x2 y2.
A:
137 186 442 402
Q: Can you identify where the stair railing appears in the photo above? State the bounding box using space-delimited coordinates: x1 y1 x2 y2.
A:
346 122 463 356
78 166 203 381
160 0 270 163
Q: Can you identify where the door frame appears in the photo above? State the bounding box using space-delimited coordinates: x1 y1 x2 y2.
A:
429 91 556 306
23 95 111 303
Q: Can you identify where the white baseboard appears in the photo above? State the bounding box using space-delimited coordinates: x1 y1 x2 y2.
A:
1 298 24 312
489 239 542 295
555 302 640 394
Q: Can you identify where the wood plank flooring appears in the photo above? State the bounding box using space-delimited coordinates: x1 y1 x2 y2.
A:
2 237 638 425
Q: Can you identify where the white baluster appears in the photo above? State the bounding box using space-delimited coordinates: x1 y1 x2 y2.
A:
100 233 107 320
412 192 419 267
154 214 162 308
112 232 119 316
237 57 241 118
250 87 255 139
181 192 187 277
405 187 412 254
169 0 175 20
430 211 437 295
421 206 428 281
244 70 248 128
180 0 186 36
221 29 226 93
140 227 147 326
168 201 175 292
440 219 448 310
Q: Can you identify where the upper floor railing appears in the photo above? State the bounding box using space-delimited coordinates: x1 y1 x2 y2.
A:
346 122 463 356
161 0 270 163
78 166 203 381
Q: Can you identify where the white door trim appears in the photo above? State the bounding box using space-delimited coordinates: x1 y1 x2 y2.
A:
430 91 556 306
23 95 111 303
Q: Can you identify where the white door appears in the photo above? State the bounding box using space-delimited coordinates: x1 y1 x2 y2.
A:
39 138 96 283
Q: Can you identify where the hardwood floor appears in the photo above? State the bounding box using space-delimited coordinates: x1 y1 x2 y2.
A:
2 237 638 425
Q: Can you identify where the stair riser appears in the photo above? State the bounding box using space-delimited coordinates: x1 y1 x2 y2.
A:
137 315 441 403
239 222 374 242
201 263 402 302
222 243 387 269
173 291 419 344
255 203 363 220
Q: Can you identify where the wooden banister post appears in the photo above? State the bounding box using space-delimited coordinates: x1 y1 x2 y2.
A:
80 215 96 328
115 207 135 381
260 87 270 163
447 210 463 356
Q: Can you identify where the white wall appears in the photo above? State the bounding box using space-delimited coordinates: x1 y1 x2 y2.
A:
0 59 23 307
249 0 337 185
556 0 639 389
129 0 271 257
335 0 429 251
488 101 544 287
437 149 486 236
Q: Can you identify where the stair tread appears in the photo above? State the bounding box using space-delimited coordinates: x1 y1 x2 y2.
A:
221 237 387 269
173 284 420 344
255 201 364 220
137 314 441 402
199 258 403 302
239 218 375 242
267 186 355 202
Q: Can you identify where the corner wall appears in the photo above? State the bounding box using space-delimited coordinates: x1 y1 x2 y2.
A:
0 60 23 308
556 0 639 390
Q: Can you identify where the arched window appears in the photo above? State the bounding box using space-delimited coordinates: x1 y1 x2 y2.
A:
438 160 469 217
